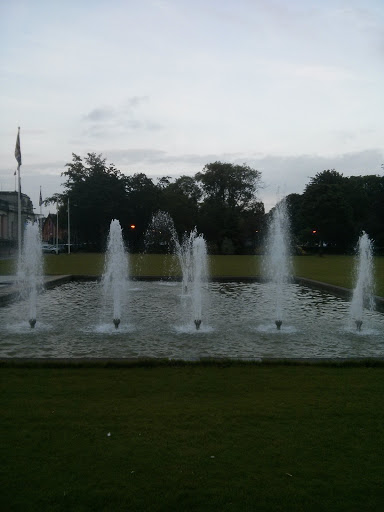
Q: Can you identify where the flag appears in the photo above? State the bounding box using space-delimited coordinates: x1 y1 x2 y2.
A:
15 127 22 167
39 188 43 206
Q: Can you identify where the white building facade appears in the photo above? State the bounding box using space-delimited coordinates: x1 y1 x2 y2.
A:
0 191 36 254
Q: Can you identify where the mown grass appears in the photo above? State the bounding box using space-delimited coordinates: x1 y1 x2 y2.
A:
294 255 384 295
1 253 383 296
1 365 384 511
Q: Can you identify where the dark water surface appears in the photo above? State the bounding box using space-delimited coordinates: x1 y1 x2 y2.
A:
0 281 383 359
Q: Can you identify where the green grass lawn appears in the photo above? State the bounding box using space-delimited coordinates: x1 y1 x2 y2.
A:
1 253 383 296
1 364 384 511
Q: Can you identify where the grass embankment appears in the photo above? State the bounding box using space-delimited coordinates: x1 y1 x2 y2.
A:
1 365 384 511
1 254 383 296
294 255 384 295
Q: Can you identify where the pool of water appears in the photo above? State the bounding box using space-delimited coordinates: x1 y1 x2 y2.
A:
0 280 383 359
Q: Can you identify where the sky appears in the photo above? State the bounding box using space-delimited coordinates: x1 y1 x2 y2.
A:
1 0 383 215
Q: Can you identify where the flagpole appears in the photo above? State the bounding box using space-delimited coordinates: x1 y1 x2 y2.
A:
56 201 59 253
39 186 43 231
67 197 71 254
17 164 21 260
15 127 22 262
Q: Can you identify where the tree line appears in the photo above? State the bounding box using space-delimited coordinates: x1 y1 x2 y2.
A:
47 153 264 253
285 169 384 252
47 153 384 254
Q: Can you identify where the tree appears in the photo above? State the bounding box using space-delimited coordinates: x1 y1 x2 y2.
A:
196 161 262 211
299 170 354 250
124 173 160 250
195 162 263 253
346 174 384 248
45 155 267 253
287 170 384 253
47 153 127 249
157 176 202 235
307 169 345 186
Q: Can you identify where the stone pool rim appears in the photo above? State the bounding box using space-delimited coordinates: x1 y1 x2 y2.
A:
2 356 384 368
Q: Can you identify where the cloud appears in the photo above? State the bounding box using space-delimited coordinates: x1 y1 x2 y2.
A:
243 149 384 210
104 148 250 168
1 148 382 214
104 149 167 165
125 96 149 108
81 96 161 139
294 64 355 82
83 97 149 123
101 147 383 211
83 107 115 122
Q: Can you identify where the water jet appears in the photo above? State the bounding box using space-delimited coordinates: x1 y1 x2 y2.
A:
17 221 44 328
264 198 292 329
177 229 209 331
102 219 129 329
350 232 375 332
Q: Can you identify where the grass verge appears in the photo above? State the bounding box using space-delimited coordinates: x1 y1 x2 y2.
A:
1 365 384 511
1 254 383 296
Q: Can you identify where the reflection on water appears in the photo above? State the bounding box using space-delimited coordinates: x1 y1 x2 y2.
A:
0 281 383 359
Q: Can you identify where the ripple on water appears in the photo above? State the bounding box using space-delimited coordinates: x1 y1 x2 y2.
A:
0 281 383 359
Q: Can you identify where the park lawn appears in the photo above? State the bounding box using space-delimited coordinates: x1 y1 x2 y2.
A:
294 255 384 297
1 364 384 512
1 254 383 296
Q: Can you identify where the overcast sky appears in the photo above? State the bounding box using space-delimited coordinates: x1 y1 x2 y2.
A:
1 0 383 215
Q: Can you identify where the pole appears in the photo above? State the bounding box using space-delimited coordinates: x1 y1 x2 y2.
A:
16 126 22 263
67 197 71 254
17 164 22 261
39 186 42 232
56 202 59 253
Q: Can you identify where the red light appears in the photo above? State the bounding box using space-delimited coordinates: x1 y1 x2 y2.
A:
130 224 136 229
312 230 317 234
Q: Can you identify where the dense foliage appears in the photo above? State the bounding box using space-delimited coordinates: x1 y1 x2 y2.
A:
47 155 264 253
47 155 383 253
285 169 384 252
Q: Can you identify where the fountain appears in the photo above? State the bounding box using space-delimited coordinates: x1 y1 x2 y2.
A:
144 211 179 255
101 219 129 329
145 213 210 330
17 221 44 328
176 229 209 330
264 198 292 329
350 232 375 332
177 230 193 295
1 213 383 360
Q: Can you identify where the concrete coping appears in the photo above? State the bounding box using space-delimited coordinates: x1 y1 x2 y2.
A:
1 357 384 368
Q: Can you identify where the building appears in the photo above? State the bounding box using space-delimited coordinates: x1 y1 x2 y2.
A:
0 191 36 254
41 213 66 245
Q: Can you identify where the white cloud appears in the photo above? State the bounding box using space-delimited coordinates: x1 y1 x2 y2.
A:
0 0 383 215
